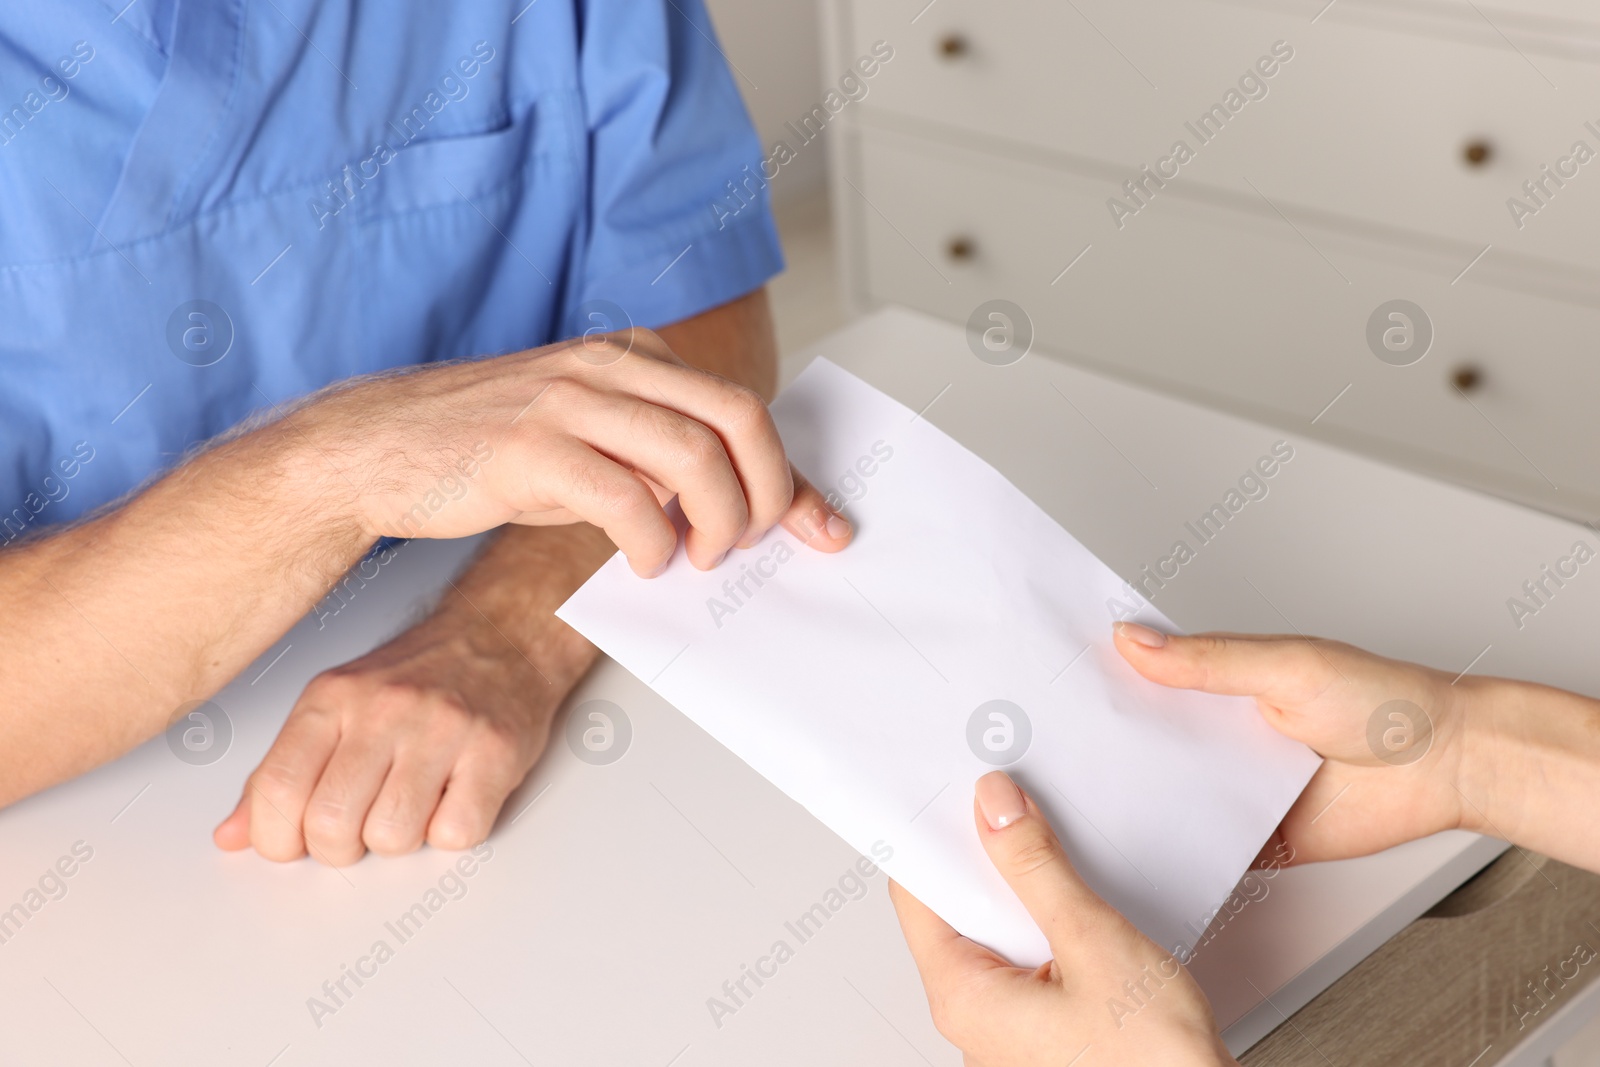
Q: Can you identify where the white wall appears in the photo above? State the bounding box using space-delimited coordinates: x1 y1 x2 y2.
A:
702 0 829 204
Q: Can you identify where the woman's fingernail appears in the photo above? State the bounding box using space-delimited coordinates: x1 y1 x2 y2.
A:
976 771 1026 831
825 514 851 540
1115 621 1168 648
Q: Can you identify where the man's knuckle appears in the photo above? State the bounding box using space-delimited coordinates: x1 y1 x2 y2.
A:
303 804 350 841
723 385 770 432
368 681 428 717
676 423 724 467
473 716 529 758
437 695 475 725
298 673 357 708
430 819 482 850
638 408 718 471
255 837 304 863
585 336 630 361
249 765 302 803
594 476 650 519
419 702 477 748
365 819 420 855
560 452 616 509
539 375 587 408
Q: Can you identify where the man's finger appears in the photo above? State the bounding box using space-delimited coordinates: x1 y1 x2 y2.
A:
247 706 340 862
362 744 456 856
1112 624 1338 707
560 390 750 570
302 734 392 867
523 440 679 577
775 467 852 552
213 790 251 851
596 356 796 548
972 771 1124 966
427 746 530 851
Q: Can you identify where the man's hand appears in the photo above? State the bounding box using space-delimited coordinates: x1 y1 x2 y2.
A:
306 322 837 574
217 289 851 864
212 563 588 862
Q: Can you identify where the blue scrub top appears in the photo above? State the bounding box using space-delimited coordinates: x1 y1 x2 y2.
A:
0 0 784 538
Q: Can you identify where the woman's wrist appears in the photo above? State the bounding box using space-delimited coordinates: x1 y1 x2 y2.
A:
1451 673 1600 869
1450 674 1525 839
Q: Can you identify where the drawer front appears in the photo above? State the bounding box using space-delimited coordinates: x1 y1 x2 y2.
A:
1238 852 1600 1067
850 130 1600 508
851 0 1600 271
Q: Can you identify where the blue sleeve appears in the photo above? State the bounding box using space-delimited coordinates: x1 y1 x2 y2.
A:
571 0 785 332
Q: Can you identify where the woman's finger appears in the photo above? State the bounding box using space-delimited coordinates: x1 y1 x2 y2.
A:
888 879 1008 985
972 771 1130 966
1112 624 1339 707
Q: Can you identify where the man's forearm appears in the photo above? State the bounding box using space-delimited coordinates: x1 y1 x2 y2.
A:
656 286 780 401
0 425 371 804
6 314 809 824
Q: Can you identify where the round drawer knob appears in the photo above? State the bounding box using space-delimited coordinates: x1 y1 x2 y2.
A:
945 236 976 261
938 33 969 59
1452 364 1485 393
1463 140 1493 167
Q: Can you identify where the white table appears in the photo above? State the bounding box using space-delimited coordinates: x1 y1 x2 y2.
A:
7 306 1597 1064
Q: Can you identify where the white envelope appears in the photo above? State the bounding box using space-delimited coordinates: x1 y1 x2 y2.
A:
557 358 1320 967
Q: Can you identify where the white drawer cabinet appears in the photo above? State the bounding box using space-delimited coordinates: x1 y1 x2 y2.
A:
851 0 1600 270
825 0 1600 517
854 128 1600 511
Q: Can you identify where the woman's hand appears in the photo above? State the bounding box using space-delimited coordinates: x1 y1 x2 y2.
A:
1113 623 1600 874
1112 623 1469 866
890 772 1236 1067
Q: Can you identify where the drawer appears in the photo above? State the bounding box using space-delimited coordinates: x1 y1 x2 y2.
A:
1239 851 1600 1066
850 0 1600 271
848 129 1600 511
